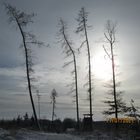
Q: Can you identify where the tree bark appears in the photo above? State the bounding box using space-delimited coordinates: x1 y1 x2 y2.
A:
111 43 118 120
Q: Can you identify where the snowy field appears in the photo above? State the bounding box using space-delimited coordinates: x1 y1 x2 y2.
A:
0 128 136 140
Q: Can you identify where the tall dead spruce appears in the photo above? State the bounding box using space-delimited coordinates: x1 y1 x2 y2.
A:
4 4 44 129
103 20 127 120
76 7 93 129
58 19 80 129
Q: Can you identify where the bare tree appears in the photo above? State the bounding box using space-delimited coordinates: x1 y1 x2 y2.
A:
76 7 93 129
58 19 80 129
36 90 41 120
4 3 44 129
50 89 58 122
126 99 140 121
102 20 127 120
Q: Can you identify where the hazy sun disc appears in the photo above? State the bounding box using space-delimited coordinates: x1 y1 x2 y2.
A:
91 53 112 81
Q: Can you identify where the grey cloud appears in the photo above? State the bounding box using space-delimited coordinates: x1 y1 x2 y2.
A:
0 0 140 120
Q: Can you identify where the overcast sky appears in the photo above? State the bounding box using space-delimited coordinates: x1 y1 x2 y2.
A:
0 0 140 121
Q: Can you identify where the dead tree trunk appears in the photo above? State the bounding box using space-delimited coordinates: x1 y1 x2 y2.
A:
15 16 41 130
76 7 93 130
59 19 80 129
4 4 41 130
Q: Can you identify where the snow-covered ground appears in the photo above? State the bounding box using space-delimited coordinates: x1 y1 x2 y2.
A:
0 128 136 140
0 128 82 140
15 129 82 140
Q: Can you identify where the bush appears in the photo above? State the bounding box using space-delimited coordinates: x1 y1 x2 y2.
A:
62 118 76 131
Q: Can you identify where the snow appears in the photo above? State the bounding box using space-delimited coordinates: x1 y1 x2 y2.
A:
15 129 82 140
0 128 14 140
0 128 136 140
0 128 82 140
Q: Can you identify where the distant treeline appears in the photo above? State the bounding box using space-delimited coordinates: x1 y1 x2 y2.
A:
0 113 78 132
0 113 140 133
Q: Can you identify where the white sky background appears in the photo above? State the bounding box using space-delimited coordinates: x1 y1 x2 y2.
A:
0 0 140 121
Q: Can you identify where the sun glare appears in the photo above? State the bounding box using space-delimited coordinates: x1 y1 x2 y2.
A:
91 52 112 81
